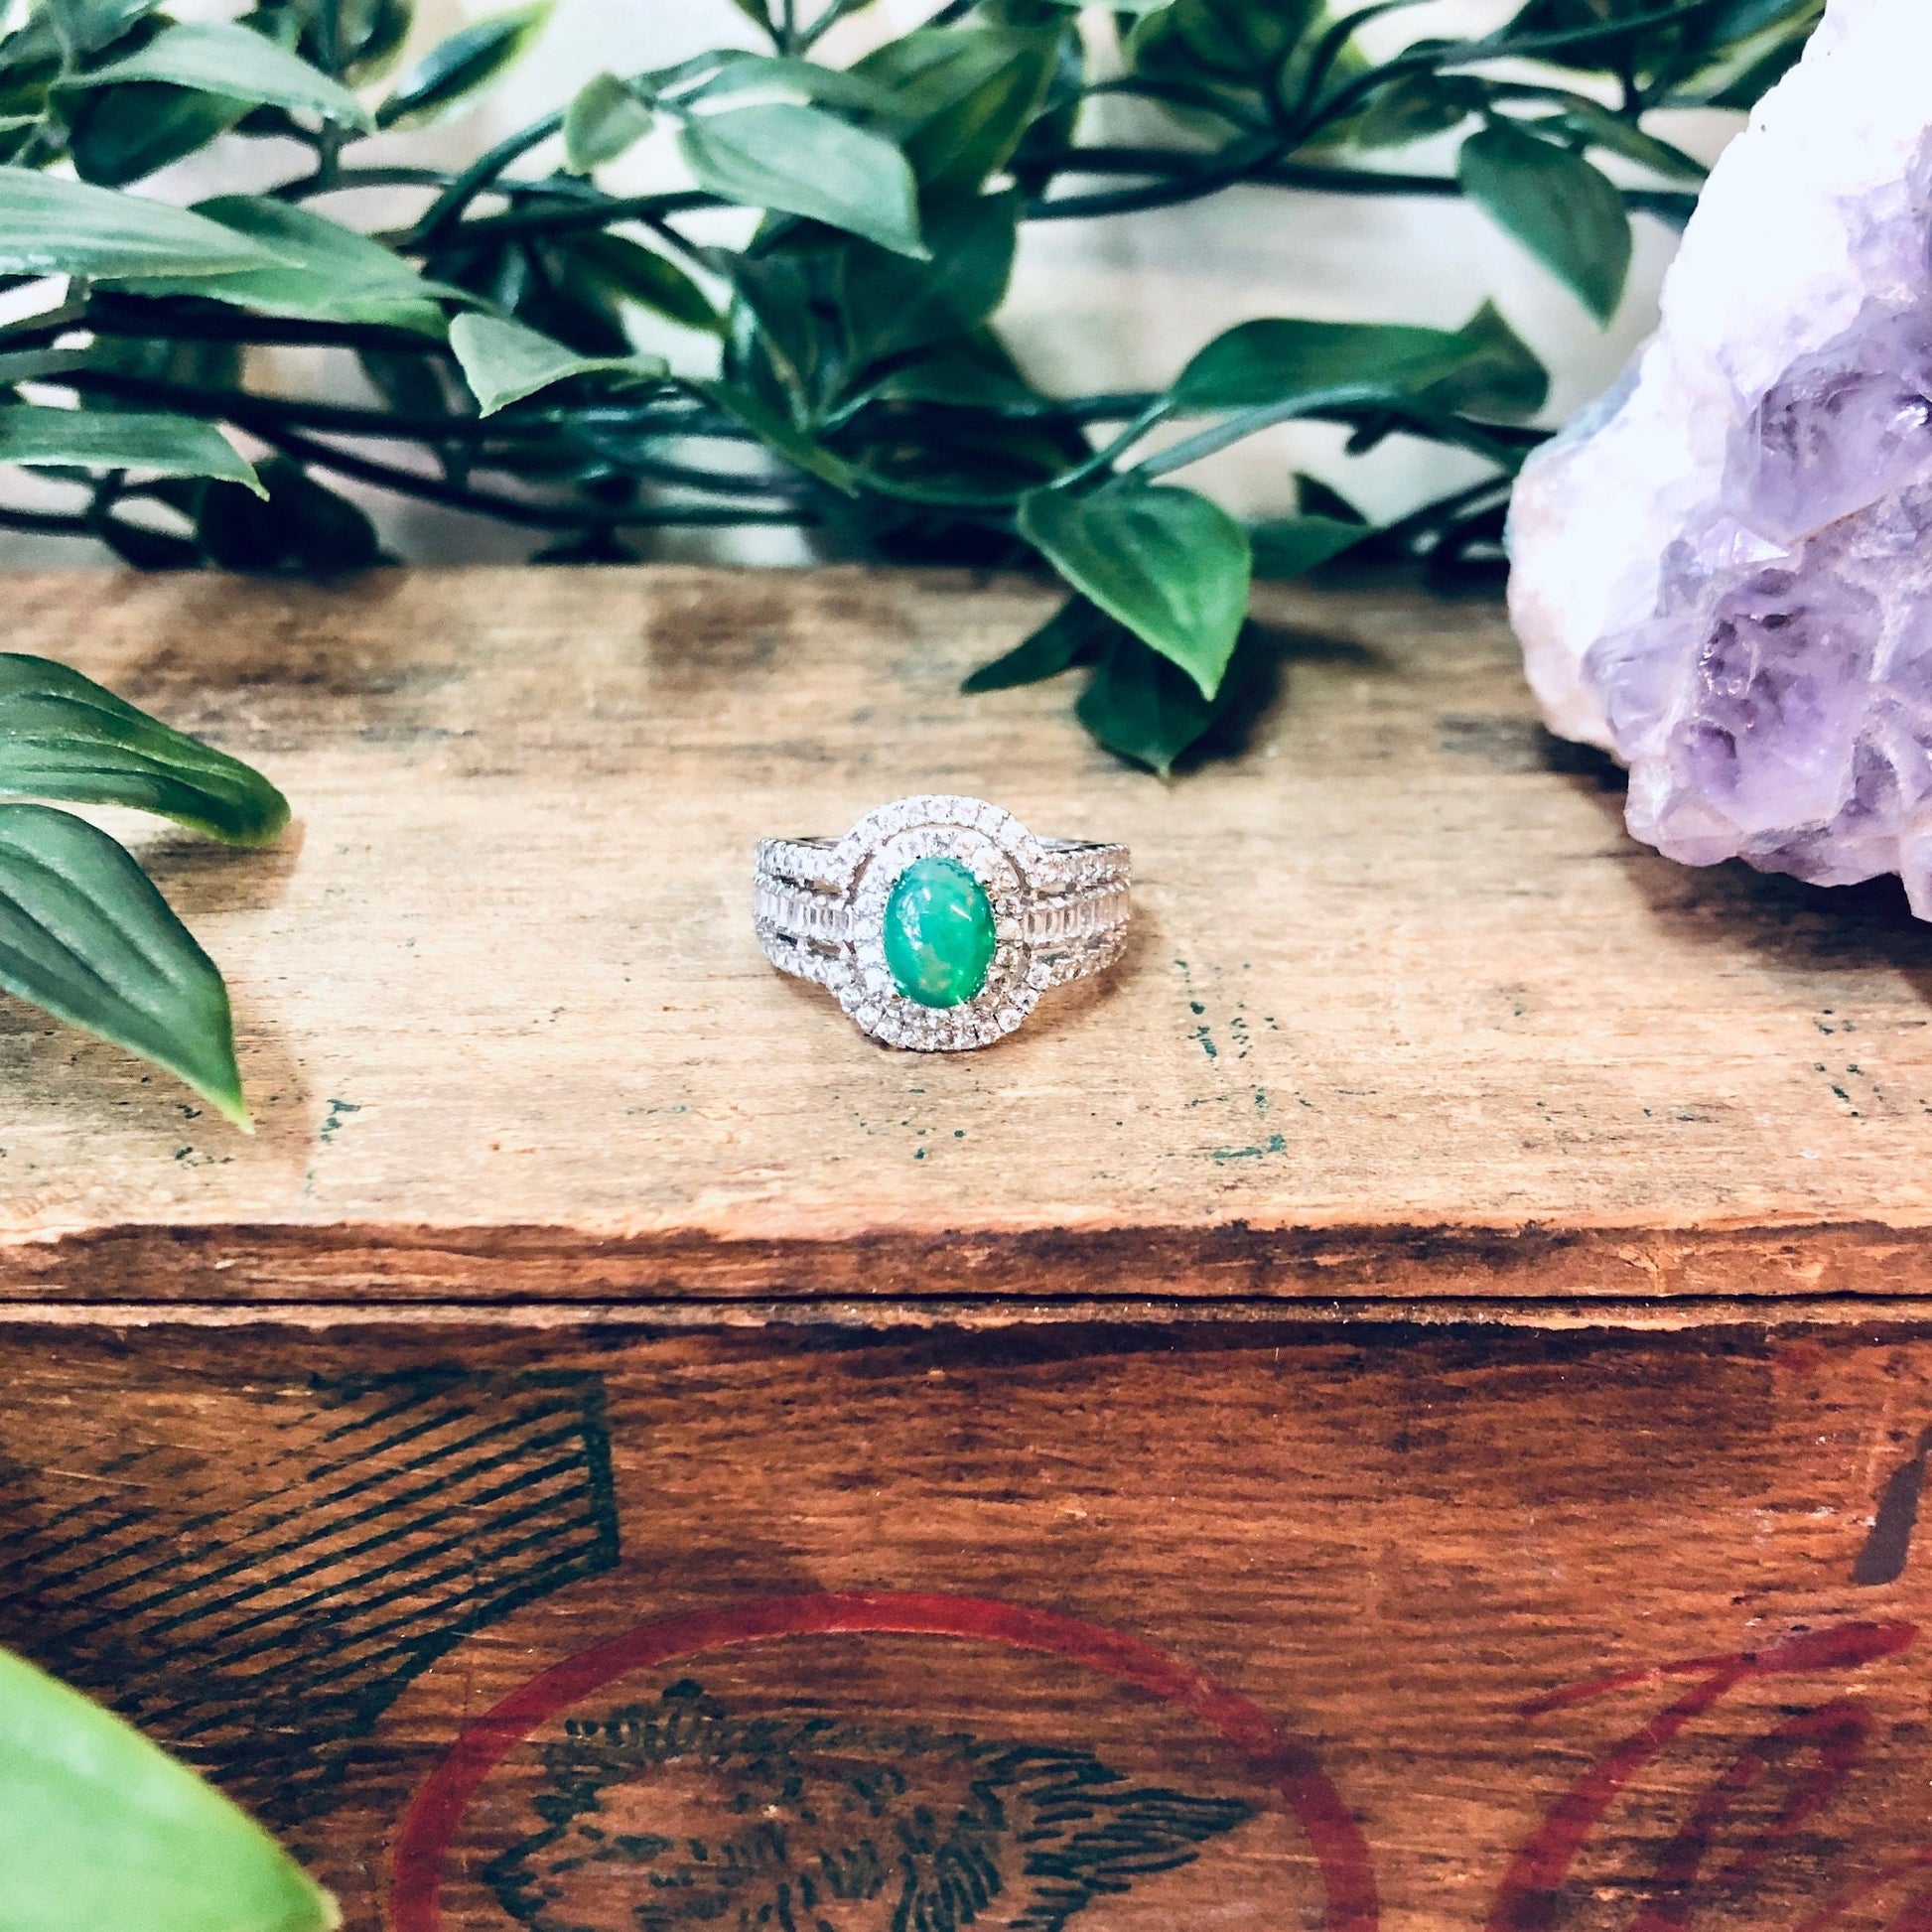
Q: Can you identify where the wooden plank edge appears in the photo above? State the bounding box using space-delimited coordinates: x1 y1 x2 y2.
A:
6 1216 1932 1303
7 1295 1932 1332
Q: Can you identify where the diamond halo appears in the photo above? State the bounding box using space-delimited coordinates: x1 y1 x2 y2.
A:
754 794 1130 1052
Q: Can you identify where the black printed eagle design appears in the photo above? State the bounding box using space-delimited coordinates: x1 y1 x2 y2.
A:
486 1679 1256 1932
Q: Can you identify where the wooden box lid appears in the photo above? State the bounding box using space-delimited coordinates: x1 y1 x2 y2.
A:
4 564 1929 1312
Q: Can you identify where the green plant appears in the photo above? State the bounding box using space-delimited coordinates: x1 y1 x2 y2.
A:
0 0 1818 771
0 1645 337 1932
0 654 285 1126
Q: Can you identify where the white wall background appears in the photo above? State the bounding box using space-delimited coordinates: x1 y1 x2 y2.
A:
0 0 1742 568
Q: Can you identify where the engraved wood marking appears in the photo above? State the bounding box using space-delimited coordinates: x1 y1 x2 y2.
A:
389 1591 1380 1932
0 1367 621 1821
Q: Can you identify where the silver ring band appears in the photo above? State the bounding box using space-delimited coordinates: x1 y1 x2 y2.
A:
754 795 1131 1050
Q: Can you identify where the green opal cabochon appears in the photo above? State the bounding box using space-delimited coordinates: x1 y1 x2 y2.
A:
882 855 998 1008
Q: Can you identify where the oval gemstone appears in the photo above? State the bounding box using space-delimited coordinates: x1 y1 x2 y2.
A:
882 855 997 1008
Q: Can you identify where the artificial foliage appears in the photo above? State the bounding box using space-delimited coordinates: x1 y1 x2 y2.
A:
0 652 285 1125
0 1645 337 1932
0 0 1819 769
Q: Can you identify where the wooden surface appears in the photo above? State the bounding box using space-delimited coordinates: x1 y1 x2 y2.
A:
14 565 1932 1931
10 1315 1932 1932
6 564 1932 1305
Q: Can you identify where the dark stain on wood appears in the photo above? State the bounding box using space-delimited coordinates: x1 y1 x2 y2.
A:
20 1217 1932 1307
1855 1427 1932 1586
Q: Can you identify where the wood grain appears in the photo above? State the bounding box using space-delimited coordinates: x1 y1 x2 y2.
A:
3 564 1932 1304
11 566 1932 1931
8 1314 1932 1932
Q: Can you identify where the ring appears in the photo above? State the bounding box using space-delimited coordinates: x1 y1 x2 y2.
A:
754 794 1132 1051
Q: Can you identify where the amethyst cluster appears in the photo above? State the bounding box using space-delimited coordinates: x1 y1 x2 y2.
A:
1507 0 1932 913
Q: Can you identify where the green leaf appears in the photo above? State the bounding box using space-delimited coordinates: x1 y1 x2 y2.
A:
962 594 1119 693
1176 315 1476 412
1021 480 1251 700
0 0 155 71
1295 472 1366 523
1681 7 1819 107
1351 72 1482 148
1250 512 1370 578
570 231 721 336
1498 0 1707 74
1418 300 1551 420
507 235 631 357
449 312 664 416
727 252 825 408
0 1646 336 1926
679 102 926 259
1704 0 1817 34
356 345 452 421
862 350 1039 411
121 196 461 334
0 806 253 1123
62 20 373 128
0 405 263 495
1075 631 1222 775
1547 96 1705 178
38 0 158 60
692 378 858 493
1174 300 1548 421
340 0 415 82
66 82 248 187
855 26 1062 199
563 71 653 174
374 0 551 130
0 166 287 279
690 53 904 115
1126 0 1321 117
0 653 289 845
0 347 93 385
198 456 380 574
839 188 1018 367
1457 120 1632 325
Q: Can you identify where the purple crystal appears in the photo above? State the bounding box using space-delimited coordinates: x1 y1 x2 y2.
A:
1532 292 1932 910
1723 316 1932 544
1506 8 1932 921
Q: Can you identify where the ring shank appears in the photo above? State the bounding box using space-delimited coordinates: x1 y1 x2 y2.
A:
755 833 1130 987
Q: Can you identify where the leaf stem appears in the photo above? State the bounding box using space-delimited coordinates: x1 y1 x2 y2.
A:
421 190 718 248
0 500 94 537
274 164 454 203
1029 149 1696 222
1045 398 1174 492
252 423 814 528
406 106 569 250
